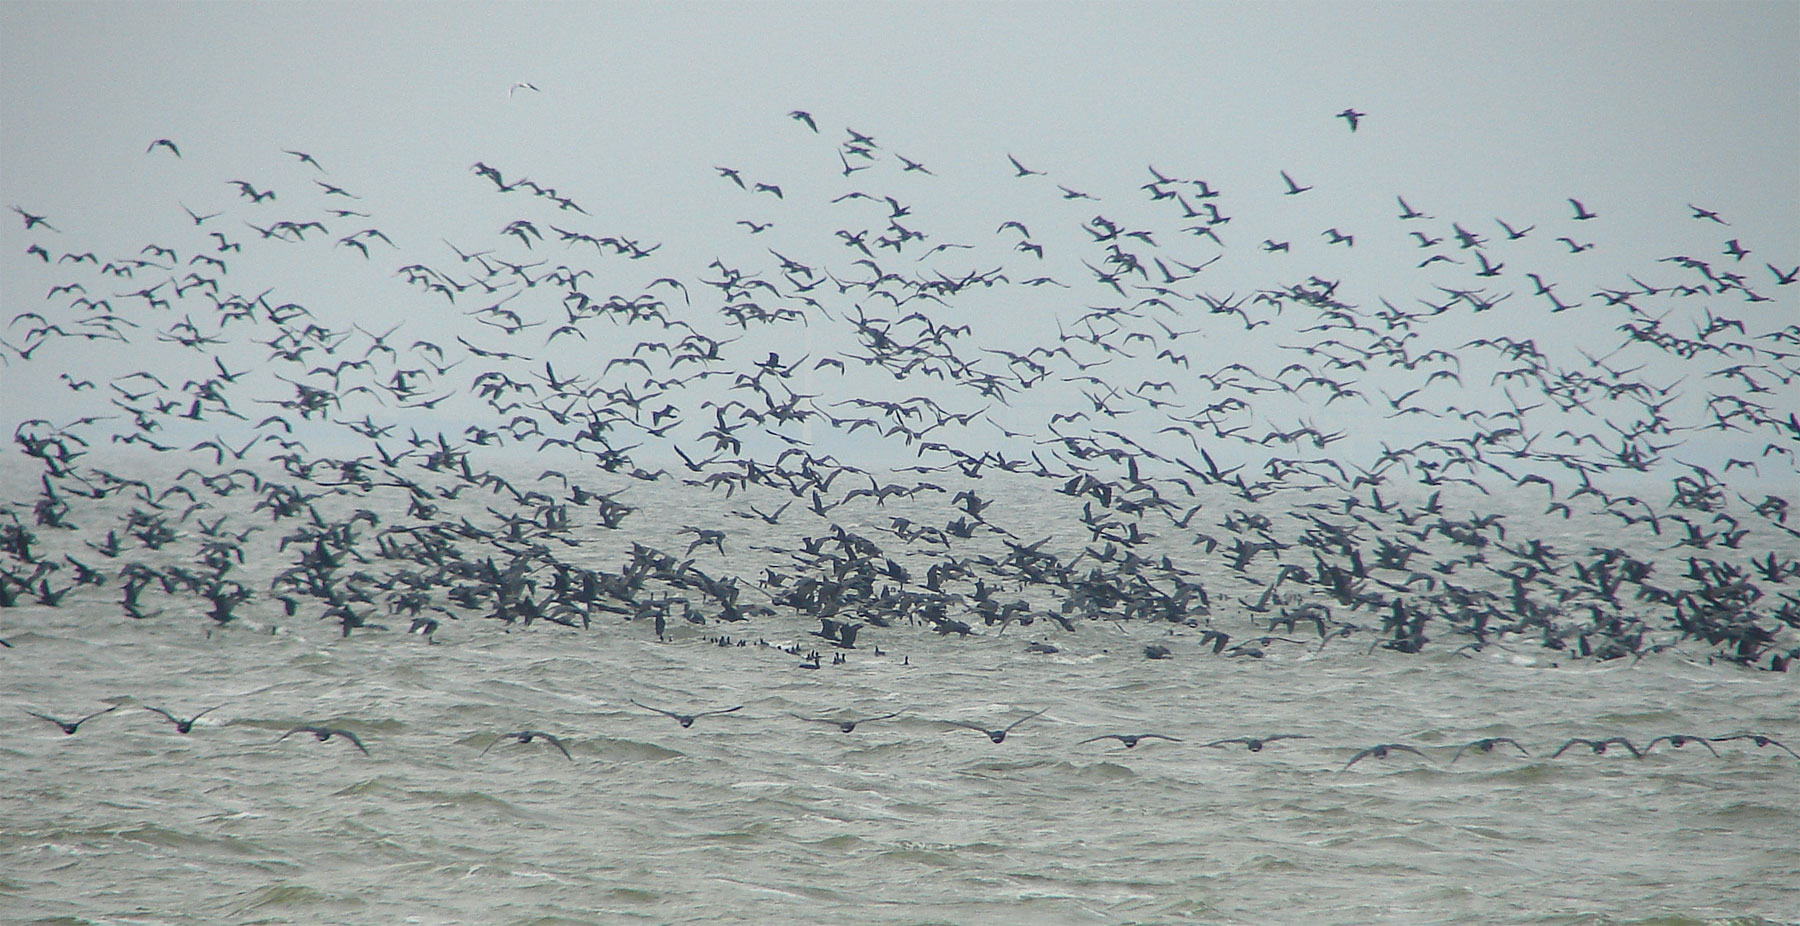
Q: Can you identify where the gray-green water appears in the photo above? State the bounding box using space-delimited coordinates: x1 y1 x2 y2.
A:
3 559 1795 926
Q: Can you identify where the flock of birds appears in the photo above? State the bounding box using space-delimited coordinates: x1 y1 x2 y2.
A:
2 105 1797 697
21 698 1798 770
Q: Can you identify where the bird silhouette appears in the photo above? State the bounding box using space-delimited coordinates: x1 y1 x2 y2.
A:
790 711 902 733
631 700 743 728
1007 154 1045 178
1708 733 1798 759
1450 737 1530 763
1642 734 1718 757
941 708 1047 743
1551 737 1641 759
1200 734 1310 752
1343 742 1428 770
1280 170 1312 195
1078 732 1182 749
279 725 370 755
26 705 118 735
143 705 222 734
481 730 573 760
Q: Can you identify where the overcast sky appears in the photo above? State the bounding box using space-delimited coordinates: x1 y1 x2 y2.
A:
3 2 1795 476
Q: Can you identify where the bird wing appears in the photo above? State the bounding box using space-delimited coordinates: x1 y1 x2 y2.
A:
1002 708 1048 731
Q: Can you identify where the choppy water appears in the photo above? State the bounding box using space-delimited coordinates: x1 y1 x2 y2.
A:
3 485 1796 926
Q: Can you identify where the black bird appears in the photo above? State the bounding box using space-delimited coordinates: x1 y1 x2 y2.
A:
1551 736 1642 758
481 730 573 760
144 705 222 734
1280 170 1312 195
1007 154 1045 178
26 705 118 735
1336 108 1365 132
1199 734 1310 752
1079 732 1182 749
1343 742 1429 770
1450 737 1530 763
942 708 1047 743
631 700 743 728
279 725 370 755
147 138 181 157
788 110 818 132
1643 734 1719 757
1688 203 1728 224
1708 733 1799 759
10 205 59 231
1568 198 1597 220
283 149 326 171
791 711 903 733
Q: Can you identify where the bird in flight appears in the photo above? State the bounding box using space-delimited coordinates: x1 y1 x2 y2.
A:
26 705 118 735
1008 154 1045 178
1336 108 1365 132
509 82 540 97
1450 737 1529 763
147 138 181 157
1568 198 1597 220
10 205 58 231
1688 203 1728 225
1551 736 1641 758
788 110 817 132
1079 732 1182 749
631 700 743 728
1200 734 1310 752
1343 742 1428 770
791 710 903 733
1643 734 1718 757
1708 733 1799 759
279 725 370 755
941 708 1047 743
481 730 573 760
283 149 326 172
144 705 223 734
1280 170 1312 195
1396 196 1431 220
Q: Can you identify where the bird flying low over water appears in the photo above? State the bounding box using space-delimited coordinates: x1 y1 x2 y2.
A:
1551 736 1641 758
1643 734 1718 757
279 725 370 755
1343 742 1428 770
1201 735 1311 752
791 711 903 733
1707 733 1798 759
26 705 118 735
941 708 1047 743
1450 737 1530 763
144 705 223 734
631 700 743 728
481 730 573 760
1079 732 1182 749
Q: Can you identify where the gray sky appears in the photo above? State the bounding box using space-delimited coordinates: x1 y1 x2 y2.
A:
3 1 1796 478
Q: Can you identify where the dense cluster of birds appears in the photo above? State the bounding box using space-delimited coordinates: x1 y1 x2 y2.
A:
3 106 1798 679
20 697 1798 771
